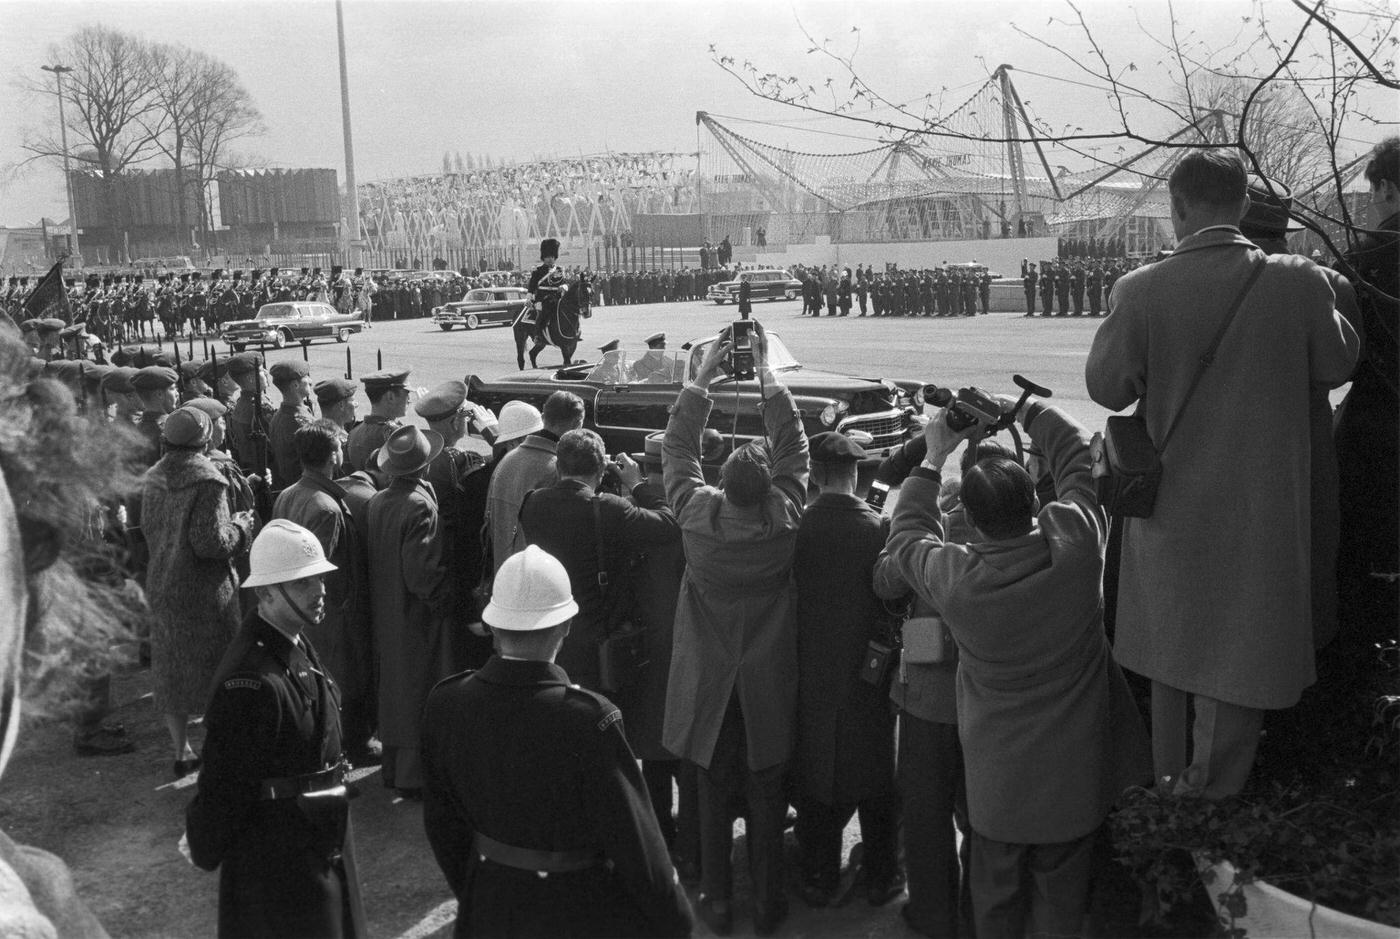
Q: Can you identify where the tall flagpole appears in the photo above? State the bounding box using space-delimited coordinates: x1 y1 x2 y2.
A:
336 0 361 268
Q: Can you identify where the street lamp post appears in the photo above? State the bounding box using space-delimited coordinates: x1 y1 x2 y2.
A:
41 64 80 264
335 0 361 268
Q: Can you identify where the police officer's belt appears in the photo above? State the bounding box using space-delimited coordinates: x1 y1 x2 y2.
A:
258 762 347 801
474 833 601 873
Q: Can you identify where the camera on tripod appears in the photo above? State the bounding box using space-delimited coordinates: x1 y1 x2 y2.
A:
728 318 756 381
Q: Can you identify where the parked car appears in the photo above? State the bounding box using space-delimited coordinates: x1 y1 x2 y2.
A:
706 269 804 305
222 301 364 351
432 287 531 331
465 331 923 460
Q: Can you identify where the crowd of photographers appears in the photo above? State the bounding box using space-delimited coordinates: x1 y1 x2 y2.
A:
0 137 1394 939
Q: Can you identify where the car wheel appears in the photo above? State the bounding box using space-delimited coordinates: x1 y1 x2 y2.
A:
785 289 797 300
438 322 454 331
465 314 480 330
336 327 351 342
272 330 287 349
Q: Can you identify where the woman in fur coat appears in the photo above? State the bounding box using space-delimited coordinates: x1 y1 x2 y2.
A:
141 407 256 776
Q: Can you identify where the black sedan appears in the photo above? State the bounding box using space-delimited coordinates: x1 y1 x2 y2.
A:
432 286 532 331
464 332 923 459
222 302 365 351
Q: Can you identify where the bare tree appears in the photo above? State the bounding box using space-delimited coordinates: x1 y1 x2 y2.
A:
144 42 202 244
182 57 263 252
21 25 165 260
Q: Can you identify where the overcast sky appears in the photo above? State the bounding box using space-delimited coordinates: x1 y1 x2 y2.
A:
0 0 1392 226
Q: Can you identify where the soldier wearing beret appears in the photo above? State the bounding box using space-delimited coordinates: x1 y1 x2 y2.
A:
792 432 903 908
315 379 360 433
344 369 409 473
268 360 315 492
131 366 181 469
416 380 499 668
102 367 143 424
420 546 693 939
226 352 276 481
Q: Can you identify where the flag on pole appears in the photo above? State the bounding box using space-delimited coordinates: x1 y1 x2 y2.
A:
22 259 72 324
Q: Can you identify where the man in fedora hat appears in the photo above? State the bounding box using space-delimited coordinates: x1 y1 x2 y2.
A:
364 425 452 797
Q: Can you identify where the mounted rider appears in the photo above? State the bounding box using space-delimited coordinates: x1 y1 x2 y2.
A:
525 238 566 334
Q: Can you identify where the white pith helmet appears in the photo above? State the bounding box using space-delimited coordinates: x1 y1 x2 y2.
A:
495 400 543 443
483 545 578 631
243 519 338 588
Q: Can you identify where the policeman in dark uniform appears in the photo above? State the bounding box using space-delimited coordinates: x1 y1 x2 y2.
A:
1069 263 1085 316
421 545 693 938
1023 263 1039 317
1039 261 1055 318
186 519 365 938
1055 262 1072 317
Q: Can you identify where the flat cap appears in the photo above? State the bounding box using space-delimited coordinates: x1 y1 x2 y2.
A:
19 319 41 332
162 407 211 448
314 377 359 405
37 318 66 333
130 366 179 392
809 431 867 464
644 332 666 348
414 379 468 422
101 366 138 395
269 360 311 385
362 368 410 390
183 396 228 419
59 322 87 339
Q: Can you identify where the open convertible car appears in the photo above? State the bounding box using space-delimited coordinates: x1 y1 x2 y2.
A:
222 302 365 351
465 331 926 460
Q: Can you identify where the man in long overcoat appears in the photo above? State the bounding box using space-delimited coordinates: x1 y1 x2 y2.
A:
273 420 376 763
662 323 808 935
882 398 1151 938
365 425 453 795
792 433 900 908
1087 149 1359 799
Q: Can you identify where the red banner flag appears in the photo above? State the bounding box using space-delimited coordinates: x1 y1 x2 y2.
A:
22 258 72 324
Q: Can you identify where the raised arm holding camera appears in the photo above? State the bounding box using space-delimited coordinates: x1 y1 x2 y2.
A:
661 320 809 935
881 395 1150 939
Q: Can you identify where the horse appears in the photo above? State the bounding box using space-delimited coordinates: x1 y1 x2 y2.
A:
512 273 592 370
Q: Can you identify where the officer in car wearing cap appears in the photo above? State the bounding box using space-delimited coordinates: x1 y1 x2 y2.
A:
420 545 693 939
186 519 366 939
629 332 673 383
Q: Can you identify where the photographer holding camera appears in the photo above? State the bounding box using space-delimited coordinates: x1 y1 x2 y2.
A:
518 429 680 693
880 394 1150 939
662 320 809 936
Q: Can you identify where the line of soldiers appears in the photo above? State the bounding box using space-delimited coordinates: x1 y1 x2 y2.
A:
600 267 735 305
797 266 995 318
1022 257 1140 318
2 267 379 345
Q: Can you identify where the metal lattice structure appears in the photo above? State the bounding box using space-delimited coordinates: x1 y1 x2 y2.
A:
697 66 1231 253
356 152 698 267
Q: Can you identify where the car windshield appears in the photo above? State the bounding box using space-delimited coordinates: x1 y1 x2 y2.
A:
467 290 491 302
687 332 800 381
256 304 296 320
586 348 686 385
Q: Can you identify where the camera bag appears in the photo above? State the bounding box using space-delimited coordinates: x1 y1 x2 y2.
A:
1094 258 1265 518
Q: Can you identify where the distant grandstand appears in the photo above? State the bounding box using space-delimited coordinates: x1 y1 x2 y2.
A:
354 67 1232 270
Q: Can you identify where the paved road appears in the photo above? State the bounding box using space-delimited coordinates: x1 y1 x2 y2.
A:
278 297 1120 433
2 301 1143 939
